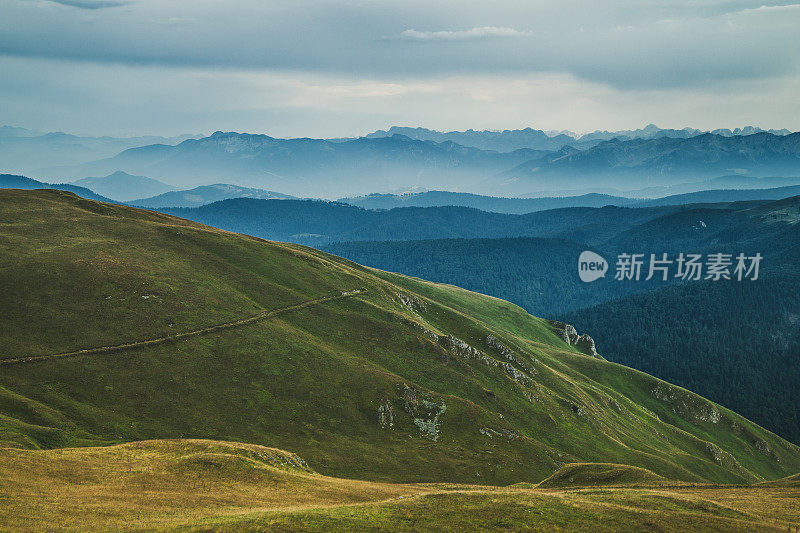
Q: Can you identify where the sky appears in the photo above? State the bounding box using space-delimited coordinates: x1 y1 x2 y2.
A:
1 0 799 138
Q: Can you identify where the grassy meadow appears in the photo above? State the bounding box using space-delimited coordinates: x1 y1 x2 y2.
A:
1 439 799 531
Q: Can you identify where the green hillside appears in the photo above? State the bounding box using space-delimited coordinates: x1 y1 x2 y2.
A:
1 189 799 486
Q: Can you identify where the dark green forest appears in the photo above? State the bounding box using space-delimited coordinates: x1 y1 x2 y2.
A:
324 238 670 315
162 199 683 246
561 273 800 445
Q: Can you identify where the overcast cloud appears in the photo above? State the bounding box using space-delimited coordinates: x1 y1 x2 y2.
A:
0 0 798 136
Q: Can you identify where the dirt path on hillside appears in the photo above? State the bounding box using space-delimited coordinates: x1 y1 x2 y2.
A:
0 289 366 366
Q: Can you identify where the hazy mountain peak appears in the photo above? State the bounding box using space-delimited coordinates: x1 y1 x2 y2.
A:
72 170 175 202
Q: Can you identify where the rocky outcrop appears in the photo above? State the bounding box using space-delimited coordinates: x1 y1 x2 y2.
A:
402 317 534 385
652 383 721 424
549 320 580 345
575 335 598 357
397 292 427 314
377 399 394 429
486 335 528 366
401 385 447 441
444 335 533 385
548 320 602 359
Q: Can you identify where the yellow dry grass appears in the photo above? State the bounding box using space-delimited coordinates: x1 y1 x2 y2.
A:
1 439 800 532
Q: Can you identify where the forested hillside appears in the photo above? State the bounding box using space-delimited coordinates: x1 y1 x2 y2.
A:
324 238 669 316
562 271 800 444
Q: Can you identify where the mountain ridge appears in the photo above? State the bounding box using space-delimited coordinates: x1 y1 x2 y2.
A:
131 183 295 208
40 132 543 197
72 170 175 202
494 132 800 195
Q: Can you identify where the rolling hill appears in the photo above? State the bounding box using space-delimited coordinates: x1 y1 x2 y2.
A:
561 262 800 444
1 188 799 490
0 173 114 203
323 237 670 316
322 197 800 317
72 171 175 202
4 439 800 531
324 197 800 443
339 187 800 214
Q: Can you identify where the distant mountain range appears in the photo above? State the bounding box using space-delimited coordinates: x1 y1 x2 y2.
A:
40 132 544 198
493 133 800 195
36 129 800 198
131 183 294 208
0 125 198 175
72 171 175 202
364 124 794 152
6 169 800 215
364 126 576 152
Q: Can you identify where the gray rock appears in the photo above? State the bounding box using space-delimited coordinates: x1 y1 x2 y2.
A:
575 334 599 358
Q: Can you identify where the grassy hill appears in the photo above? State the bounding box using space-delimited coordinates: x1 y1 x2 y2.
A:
325 198 800 443
2 438 799 531
1 189 799 489
757 473 800 487
536 462 667 488
0 173 115 203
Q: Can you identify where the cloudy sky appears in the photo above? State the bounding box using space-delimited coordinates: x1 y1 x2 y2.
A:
1 0 799 137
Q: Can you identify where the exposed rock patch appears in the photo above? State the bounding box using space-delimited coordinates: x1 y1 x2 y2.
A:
401 385 447 441
486 335 527 367
549 320 580 345
377 399 394 429
548 320 602 358
652 383 721 424
479 427 521 440
575 335 599 357
401 316 535 386
397 292 427 315
437 335 534 384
